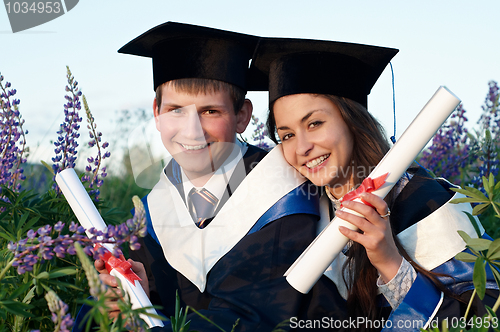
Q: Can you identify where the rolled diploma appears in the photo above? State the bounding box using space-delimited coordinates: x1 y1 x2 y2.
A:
285 86 461 294
55 168 164 328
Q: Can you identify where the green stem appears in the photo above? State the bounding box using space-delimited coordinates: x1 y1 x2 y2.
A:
492 292 500 312
491 201 500 218
463 288 476 322
0 258 16 282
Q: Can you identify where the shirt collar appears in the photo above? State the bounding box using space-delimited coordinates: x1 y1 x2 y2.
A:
181 138 247 206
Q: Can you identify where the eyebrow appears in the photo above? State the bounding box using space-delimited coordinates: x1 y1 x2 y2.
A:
199 104 227 110
277 109 321 131
161 102 185 109
161 103 227 110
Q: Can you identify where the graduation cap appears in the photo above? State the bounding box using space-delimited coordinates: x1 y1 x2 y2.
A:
118 22 260 91
248 37 399 106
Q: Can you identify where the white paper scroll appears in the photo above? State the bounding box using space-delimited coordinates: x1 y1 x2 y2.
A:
55 168 164 328
285 86 461 294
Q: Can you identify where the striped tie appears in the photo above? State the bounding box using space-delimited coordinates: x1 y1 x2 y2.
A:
188 188 218 228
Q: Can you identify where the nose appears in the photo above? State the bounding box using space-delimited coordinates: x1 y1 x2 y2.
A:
182 107 205 141
295 132 313 156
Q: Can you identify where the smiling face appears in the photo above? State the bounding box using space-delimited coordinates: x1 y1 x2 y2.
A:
154 83 251 186
273 94 355 197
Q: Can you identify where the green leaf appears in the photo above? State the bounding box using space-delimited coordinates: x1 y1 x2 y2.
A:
464 211 483 238
473 203 490 215
455 252 478 262
488 264 500 289
487 238 500 261
489 173 495 194
451 187 488 201
46 280 83 291
0 231 16 242
483 175 491 196
473 256 486 300
41 160 55 175
22 286 35 304
0 301 35 317
458 230 472 244
467 238 492 251
494 179 500 191
48 267 78 279
20 216 40 236
449 197 484 204
35 271 50 280
7 282 31 301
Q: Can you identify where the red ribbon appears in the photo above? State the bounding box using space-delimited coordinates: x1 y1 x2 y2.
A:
340 173 389 207
96 244 142 284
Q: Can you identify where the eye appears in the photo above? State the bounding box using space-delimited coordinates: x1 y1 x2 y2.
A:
308 120 324 129
281 133 294 142
167 107 183 114
202 109 219 115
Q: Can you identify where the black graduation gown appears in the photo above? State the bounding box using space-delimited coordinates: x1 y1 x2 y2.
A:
365 167 498 331
132 144 347 332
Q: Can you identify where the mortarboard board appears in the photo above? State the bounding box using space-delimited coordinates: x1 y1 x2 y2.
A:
118 22 260 91
248 37 399 106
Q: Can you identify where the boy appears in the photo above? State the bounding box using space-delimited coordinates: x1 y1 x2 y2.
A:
96 22 346 331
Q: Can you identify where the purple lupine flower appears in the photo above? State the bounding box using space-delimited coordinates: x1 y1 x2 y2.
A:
52 67 83 191
45 290 74 331
0 72 27 193
8 197 148 275
69 221 78 232
27 229 37 239
420 103 475 184
81 95 111 202
54 221 65 232
250 115 274 151
469 81 500 191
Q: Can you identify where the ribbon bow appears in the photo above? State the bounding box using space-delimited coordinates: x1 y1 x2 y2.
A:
340 173 389 207
96 244 142 284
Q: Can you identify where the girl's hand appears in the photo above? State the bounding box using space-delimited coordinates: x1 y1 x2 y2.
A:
336 192 402 283
94 258 150 320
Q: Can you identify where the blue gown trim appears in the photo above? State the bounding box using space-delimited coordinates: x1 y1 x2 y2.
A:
382 275 442 331
141 181 321 245
248 182 320 234
382 237 498 332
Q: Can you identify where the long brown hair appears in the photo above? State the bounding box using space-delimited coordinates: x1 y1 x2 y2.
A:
268 94 452 331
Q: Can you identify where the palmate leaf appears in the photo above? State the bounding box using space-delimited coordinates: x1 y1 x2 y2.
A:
468 238 492 252
451 187 489 201
473 203 490 216
0 300 34 317
19 215 40 236
473 256 487 300
464 212 483 238
458 230 473 244
487 238 500 261
7 282 31 301
450 197 488 204
48 266 78 279
488 263 500 289
455 252 478 262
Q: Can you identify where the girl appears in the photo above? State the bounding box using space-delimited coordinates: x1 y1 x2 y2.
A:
249 37 497 331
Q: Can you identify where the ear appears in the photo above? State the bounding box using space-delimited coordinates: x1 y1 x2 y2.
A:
235 99 253 134
153 98 161 131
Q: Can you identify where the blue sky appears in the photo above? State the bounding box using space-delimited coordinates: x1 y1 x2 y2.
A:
1 0 499 169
